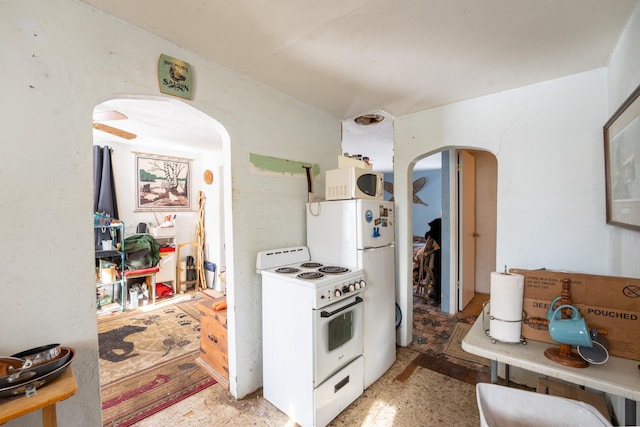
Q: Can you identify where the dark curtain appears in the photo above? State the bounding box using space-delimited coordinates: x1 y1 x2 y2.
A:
94 145 120 248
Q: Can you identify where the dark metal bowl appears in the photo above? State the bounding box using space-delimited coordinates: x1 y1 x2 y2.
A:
0 348 75 398
11 343 61 368
0 347 71 388
0 357 25 376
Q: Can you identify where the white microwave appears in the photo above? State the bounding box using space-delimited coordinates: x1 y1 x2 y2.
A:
325 167 384 200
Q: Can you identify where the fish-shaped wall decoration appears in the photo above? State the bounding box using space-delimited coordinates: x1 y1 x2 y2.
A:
384 176 428 205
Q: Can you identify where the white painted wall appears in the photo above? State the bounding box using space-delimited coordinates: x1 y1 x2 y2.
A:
603 3 640 423
201 152 227 269
394 69 613 345
394 5 640 419
0 1 340 425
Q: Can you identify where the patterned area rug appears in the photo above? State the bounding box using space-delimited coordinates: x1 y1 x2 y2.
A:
411 296 477 355
98 296 216 427
443 322 490 366
410 296 491 378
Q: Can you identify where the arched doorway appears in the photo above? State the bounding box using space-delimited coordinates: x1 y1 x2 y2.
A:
408 148 497 340
91 95 231 386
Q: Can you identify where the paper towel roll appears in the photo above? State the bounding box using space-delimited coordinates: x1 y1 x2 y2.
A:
489 272 524 343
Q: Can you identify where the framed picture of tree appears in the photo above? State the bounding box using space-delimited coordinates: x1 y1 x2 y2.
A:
135 153 192 211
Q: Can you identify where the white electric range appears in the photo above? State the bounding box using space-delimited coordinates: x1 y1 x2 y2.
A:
257 246 366 427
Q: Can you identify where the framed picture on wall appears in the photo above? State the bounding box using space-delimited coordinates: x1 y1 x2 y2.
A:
604 83 640 231
135 153 192 211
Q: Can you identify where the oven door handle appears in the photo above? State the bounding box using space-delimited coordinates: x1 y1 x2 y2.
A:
320 296 363 318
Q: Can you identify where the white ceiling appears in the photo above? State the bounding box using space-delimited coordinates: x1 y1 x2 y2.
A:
93 97 223 154
87 0 638 171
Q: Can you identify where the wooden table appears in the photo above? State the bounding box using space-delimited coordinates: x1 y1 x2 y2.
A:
461 314 639 424
0 367 77 427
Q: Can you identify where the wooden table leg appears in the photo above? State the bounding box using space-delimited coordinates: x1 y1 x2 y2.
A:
42 404 57 427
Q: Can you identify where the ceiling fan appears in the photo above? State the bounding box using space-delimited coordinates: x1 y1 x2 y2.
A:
93 110 137 140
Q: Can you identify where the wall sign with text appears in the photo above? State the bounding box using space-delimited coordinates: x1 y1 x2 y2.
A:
158 54 193 100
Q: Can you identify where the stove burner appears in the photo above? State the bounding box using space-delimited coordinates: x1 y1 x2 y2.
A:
275 267 301 274
297 271 325 280
300 262 323 268
318 266 350 274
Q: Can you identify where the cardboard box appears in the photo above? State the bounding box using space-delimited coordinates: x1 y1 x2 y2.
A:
511 268 640 361
536 378 610 422
99 260 117 283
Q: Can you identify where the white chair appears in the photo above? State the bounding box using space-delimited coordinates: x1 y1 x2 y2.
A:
476 383 612 427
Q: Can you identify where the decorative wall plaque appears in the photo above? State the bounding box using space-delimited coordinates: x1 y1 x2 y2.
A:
203 169 214 185
158 54 193 100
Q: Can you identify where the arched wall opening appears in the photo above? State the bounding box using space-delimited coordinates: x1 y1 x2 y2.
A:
91 93 233 384
399 147 497 346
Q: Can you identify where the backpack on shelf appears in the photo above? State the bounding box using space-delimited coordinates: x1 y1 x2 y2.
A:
124 234 160 270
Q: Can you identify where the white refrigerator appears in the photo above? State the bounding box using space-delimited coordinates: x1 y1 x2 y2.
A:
306 199 396 389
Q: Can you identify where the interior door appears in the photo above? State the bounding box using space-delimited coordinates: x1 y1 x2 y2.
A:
459 151 476 311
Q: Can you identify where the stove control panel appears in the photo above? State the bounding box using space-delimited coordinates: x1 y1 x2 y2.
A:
316 276 365 309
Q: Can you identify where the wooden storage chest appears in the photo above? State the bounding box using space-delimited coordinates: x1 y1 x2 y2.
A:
195 297 229 388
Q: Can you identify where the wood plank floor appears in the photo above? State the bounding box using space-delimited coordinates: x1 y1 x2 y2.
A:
461 293 490 316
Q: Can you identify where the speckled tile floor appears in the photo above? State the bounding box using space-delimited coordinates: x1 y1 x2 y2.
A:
132 345 479 427
129 296 486 427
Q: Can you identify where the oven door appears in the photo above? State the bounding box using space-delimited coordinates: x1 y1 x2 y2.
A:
313 294 363 386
